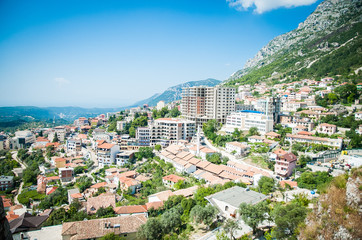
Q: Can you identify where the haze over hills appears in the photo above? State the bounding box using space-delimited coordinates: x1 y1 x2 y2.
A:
129 78 221 107
225 0 362 87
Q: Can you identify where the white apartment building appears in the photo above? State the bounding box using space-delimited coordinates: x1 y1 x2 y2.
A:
181 86 235 125
11 130 36 149
224 111 273 134
116 151 135 166
66 139 82 153
156 101 166 111
225 142 250 156
317 123 337 135
97 143 120 168
149 118 196 147
285 134 343 149
116 121 127 131
136 127 150 146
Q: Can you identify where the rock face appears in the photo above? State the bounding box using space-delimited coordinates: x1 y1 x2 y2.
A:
0 198 13 240
229 0 362 80
346 174 362 212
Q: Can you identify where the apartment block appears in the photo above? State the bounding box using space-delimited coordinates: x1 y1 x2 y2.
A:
97 143 120 168
136 127 150 146
0 176 13 191
224 111 273 134
149 118 196 147
181 86 235 125
66 139 82 153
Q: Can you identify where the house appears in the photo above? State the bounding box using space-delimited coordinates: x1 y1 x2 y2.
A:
317 123 337 135
115 151 135 166
247 135 264 143
61 215 147 240
355 111 362 120
59 167 74 182
87 193 116 215
54 157 67 168
113 205 148 217
0 176 13 191
162 174 185 188
146 201 164 211
9 212 50 234
285 134 343 149
37 175 47 194
275 153 298 177
225 142 250 156
46 186 58 195
269 148 287 161
205 186 267 219
97 143 120 168
265 132 281 139
292 125 308 135
68 189 83 204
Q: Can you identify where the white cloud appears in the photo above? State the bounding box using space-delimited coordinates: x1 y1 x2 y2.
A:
54 77 70 87
227 0 318 14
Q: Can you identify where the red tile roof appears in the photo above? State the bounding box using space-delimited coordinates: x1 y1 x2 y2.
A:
162 174 185 183
113 205 147 214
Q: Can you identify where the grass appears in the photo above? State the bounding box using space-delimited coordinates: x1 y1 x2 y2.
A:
245 155 270 170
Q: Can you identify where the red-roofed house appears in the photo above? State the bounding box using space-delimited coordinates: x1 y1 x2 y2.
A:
162 174 185 188
46 186 58 195
280 180 298 189
114 205 148 217
317 123 337 135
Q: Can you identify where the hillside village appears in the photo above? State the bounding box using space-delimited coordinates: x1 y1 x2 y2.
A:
0 76 361 240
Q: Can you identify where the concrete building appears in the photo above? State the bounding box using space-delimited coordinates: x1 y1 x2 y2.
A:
149 118 196 147
181 86 235 125
97 143 120 168
0 176 13 191
59 168 74 182
156 100 166 111
11 131 35 149
224 111 273 134
115 151 135 166
136 127 150 146
162 174 185 188
275 153 297 177
225 142 250 156
116 121 127 131
286 134 343 149
317 123 337 135
66 139 82 154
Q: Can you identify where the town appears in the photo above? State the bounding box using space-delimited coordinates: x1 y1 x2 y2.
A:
0 79 361 240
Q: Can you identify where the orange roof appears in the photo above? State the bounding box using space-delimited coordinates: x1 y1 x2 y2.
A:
71 193 83 199
91 182 107 189
55 157 66 162
114 205 147 214
46 142 60 148
98 143 115 149
46 176 60 181
6 213 19 221
77 134 87 139
280 180 298 188
96 140 106 145
46 186 58 195
162 174 185 183
146 201 164 210
36 137 49 142
297 131 313 136
273 148 287 156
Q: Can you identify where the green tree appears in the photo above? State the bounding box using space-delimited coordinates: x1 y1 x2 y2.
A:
161 208 182 234
154 144 162 151
223 219 241 240
96 206 116 218
247 127 259 137
239 201 269 234
137 218 163 240
258 176 275 194
189 205 218 227
53 133 59 142
272 202 307 239
100 233 125 240
170 107 181 117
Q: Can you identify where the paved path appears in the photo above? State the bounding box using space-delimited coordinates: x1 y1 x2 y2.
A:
12 151 27 206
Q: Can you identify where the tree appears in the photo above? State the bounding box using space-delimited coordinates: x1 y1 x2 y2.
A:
247 127 259 137
239 201 269 234
189 205 218 227
224 219 241 240
161 208 182 234
135 147 154 160
96 206 116 218
272 202 307 239
170 107 181 117
258 176 275 194
53 133 59 143
154 144 161 152
137 218 163 240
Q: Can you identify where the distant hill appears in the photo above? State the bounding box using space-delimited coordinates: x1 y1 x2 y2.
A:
225 0 362 87
0 106 122 122
131 78 221 107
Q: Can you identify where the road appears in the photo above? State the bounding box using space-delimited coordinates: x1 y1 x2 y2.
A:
11 151 27 205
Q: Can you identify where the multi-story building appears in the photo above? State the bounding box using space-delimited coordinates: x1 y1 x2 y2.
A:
11 130 36 149
286 134 343 149
255 97 281 123
116 121 127 131
225 142 250 156
0 135 9 150
156 101 166 111
181 86 235 125
59 168 74 182
275 153 297 177
97 143 120 167
0 176 13 191
74 117 89 128
66 139 82 153
280 115 315 131
149 118 196 147
224 111 273 134
116 151 135 166
136 127 150 146
317 123 337 135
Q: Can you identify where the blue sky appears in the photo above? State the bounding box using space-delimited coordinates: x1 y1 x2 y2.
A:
0 0 322 108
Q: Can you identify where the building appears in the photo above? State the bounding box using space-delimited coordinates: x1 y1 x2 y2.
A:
255 97 281 123
97 143 120 168
136 127 150 146
205 186 267 219
11 131 35 149
156 100 166 111
149 118 196 147
54 158 67 168
87 193 116 215
181 86 235 125
61 215 147 240
68 189 83 204
59 168 74 182
66 139 82 153
113 205 148 217
9 212 50 234
285 134 343 149
224 111 273 134
275 153 297 177
115 151 135 166
162 174 185 188
116 121 127 131
0 134 9 150
225 142 250 156
317 123 337 135
0 176 13 191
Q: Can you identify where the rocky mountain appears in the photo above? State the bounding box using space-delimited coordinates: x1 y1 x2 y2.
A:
130 78 221 107
226 0 362 86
